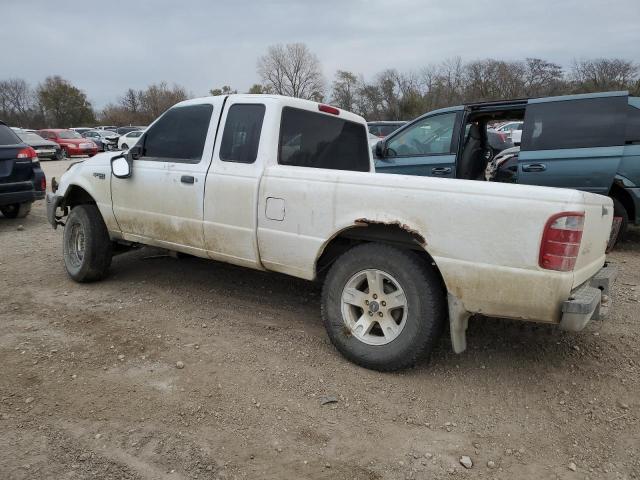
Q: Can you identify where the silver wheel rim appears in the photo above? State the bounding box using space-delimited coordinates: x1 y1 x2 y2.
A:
66 223 86 268
340 269 408 346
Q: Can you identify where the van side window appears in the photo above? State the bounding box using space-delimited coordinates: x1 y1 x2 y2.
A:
143 104 213 162
626 103 640 145
278 107 369 172
521 97 626 151
219 104 266 164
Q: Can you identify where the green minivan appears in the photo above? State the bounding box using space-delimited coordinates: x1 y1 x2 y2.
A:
374 91 640 239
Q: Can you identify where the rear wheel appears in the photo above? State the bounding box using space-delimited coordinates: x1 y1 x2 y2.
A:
63 204 113 282
321 243 446 371
1 202 31 219
612 197 629 245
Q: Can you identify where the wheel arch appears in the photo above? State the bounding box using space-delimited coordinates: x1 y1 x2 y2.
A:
62 184 97 209
314 220 447 293
609 179 636 224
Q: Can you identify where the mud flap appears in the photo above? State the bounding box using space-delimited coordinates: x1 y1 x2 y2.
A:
448 293 471 354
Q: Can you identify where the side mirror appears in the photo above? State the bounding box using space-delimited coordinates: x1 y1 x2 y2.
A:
111 153 132 178
129 144 143 160
374 140 385 158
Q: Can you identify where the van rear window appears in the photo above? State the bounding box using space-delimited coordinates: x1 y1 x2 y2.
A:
279 107 370 172
626 104 640 144
521 96 626 151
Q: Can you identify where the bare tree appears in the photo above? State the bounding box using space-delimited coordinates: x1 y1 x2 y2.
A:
138 82 189 119
571 58 639 92
257 43 324 100
330 70 359 111
0 79 40 127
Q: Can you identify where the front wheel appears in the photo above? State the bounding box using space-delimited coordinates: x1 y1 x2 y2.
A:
1 202 31 218
63 204 113 282
121 143 128 150
321 243 446 371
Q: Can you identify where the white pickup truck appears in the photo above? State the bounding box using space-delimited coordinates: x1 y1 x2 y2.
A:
47 95 617 371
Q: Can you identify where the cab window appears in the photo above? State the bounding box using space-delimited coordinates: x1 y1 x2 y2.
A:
278 107 369 172
142 104 213 162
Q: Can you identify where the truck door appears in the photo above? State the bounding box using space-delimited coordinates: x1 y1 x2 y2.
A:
518 93 627 194
202 100 267 269
111 100 222 253
375 111 459 177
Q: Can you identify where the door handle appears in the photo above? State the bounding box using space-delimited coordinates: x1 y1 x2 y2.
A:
180 175 195 184
431 167 452 175
522 163 547 172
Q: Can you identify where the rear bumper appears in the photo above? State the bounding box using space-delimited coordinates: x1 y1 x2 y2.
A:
0 185 45 207
560 263 617 331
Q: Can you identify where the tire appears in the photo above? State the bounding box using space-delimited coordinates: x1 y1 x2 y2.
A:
612 197 629 245
121 144 128 150
55 150 64 160
1 202 32 218
63 204 113 282
321 243 446 371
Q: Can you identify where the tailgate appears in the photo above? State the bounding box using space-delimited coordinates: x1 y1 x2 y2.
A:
573 192 613 287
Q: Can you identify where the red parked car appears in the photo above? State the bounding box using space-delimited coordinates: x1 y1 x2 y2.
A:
37 129 98 158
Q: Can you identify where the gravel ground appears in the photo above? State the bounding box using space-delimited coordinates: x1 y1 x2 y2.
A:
0 159 638 479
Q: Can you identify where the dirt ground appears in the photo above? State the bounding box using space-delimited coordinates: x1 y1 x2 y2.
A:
1 159 638 480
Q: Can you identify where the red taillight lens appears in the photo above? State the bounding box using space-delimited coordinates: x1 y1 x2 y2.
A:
17 146 37 160
539 212 585 272
318 104 340 115
40 176 47 191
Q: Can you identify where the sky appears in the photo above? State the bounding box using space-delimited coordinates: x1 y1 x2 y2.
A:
2 0 639 109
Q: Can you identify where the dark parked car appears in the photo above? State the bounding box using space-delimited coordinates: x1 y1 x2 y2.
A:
373 91 640 241
367 121 407 138
15 130 63 160
82 129 119 151
0 121 46 218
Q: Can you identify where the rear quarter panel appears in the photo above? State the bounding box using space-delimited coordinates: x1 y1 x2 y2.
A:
258 168 611 322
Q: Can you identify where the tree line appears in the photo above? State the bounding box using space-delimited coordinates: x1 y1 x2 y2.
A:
2 43 639 128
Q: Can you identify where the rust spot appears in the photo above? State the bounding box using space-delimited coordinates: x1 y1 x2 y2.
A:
354 218 427 246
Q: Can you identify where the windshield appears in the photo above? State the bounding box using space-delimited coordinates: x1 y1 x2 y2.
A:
58 130 82 139
18 132 47 143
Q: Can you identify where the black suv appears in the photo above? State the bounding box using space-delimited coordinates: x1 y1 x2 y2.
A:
0 121 46 218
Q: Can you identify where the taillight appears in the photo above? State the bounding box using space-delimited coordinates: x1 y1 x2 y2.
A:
40 176 47 191
496 132 507 142
17 146 37 160
539 212 585 272
318 104 340 115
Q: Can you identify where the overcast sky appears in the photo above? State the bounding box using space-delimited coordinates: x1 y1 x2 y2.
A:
3 0 639 109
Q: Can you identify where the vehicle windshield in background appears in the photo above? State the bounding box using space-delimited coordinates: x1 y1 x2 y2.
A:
0 125 22 145
18 133 47 143
58 131 83 139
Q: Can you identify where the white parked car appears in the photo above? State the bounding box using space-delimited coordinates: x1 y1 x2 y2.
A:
117 130 144 150
46 95 616 371
494 121 523 145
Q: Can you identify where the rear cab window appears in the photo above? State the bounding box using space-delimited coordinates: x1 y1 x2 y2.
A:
522 96 627 151
279 107 370 172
